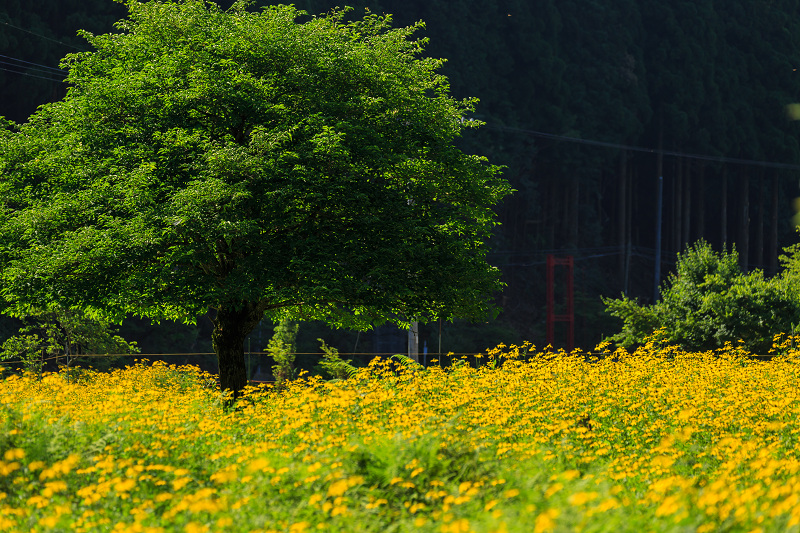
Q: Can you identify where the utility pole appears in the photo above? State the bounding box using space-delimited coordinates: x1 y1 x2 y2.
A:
654 175 663 303
654 128 664 303
408 321 419 362
438 318 442 360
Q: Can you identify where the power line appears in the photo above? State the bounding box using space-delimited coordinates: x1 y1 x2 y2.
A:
0 53 64 74
490 245 620 256
488 124 800 171
0 60 65 81
493 251 620 267
0 65 64 82
489 244 685 268
0 20 89 52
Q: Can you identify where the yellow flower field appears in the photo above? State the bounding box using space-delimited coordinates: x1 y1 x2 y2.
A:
3 337 800 532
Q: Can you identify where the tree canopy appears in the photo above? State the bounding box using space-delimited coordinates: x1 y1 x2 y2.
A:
0 0 509 398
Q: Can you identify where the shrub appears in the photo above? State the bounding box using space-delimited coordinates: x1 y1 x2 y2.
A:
603 240 800 353
266 319 299 386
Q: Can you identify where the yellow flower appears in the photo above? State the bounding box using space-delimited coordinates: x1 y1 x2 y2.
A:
533 509 559 533
27 461 45 471
42 480 69 497
114 478 136 493
3 449 24 461
651 455 676 469
560 470 581 481
172 477 191 491
248 458 271 472
27 495 49 509
544 483 563 499
216 517 233 529
210 466 238 484
567 492 599 506
184 522 208 533
327 479 349 498
0 461 21 476
441 518 470 533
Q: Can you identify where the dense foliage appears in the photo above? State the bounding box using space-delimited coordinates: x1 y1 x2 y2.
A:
5 342 800 531
0 0 509 397
604 241 800 353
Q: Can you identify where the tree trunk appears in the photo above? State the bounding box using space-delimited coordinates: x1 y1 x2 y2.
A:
625 165 634 293
738 169 750 272
682 159 691 246
755 171 765 269
673 158 683 253
545 178 555 249
212 300 269 404
696 163 705 239
562 183 570 244
770 171 779 275
618 150 627 287
721 166 728 249
629 166 635 244
654 134 664 302
568 178 579 247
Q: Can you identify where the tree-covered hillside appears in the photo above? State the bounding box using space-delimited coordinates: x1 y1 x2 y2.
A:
3 0 800 352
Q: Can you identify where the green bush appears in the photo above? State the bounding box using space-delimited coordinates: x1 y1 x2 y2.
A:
603 240 800 353
265 319 299 387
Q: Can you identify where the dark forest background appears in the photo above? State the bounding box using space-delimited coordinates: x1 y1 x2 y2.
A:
3 0 800 364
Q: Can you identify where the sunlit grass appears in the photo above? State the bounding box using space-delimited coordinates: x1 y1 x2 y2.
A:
3 335 800 532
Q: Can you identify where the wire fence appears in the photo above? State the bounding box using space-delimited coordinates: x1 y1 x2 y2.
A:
0 351 507 368
0 350 784 369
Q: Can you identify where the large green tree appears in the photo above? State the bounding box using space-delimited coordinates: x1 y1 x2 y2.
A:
0 0 509 400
